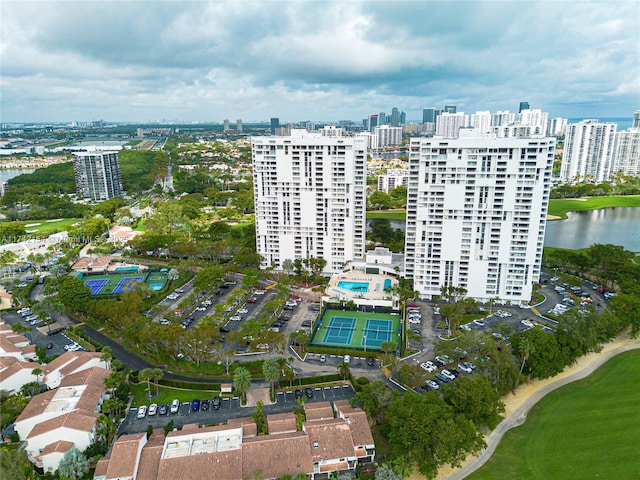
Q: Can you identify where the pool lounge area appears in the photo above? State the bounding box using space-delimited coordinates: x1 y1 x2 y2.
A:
326 270 399 307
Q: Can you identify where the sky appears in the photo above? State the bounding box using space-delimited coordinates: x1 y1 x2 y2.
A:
1 0 639 124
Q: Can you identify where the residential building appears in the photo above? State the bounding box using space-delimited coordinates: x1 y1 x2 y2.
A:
423 108 441 124
15 364 109 474
252 130 367 274
519 109 548 136
444 105 457 114
0 322 37 363
390 107 402 126
95 401 375 480
491 110 515 127
402 123 420 135
319 126 343 137
548 117 568 136
436 112 468 138
42 350 109 389
236 119 243 133
108 225 143 246
72 151 123 201
71 256 112 274
0 356 40 395
470 111 492 134
377 169 409 193
561 120 617 182
633 110 640 129
374 125 402 147
613 127 640 176
355 132 379 150
404 129 554 304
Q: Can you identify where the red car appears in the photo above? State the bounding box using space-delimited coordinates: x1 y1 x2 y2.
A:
289 293 300 300
247 298 257 304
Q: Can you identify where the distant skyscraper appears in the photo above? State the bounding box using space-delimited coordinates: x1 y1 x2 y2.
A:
633 110 640 129
436 112 468 138
561 120 617 182
223 119 230 131
270 118 280 135
236 119 243 132
251 130 367 274
491 111 515 127
422 108 440 123
73 151 123 201
391 107 401 126
444 105 457 114
378 112 388 126
519 101 530 113
375 125 402 146
369 114 379 133
405 129 554 304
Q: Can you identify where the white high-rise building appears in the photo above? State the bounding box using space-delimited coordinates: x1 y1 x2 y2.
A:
377 169 409 193
491 111 515 127
404 129 554 304
355 131 379 150
252 130 367 274
613 128 640 176
375 125 403 146
470 111 492 133
548 117 568 136
319 126 343 137
519 109 548 135
436 112 468 138
561 120 617 182
73 151 123 201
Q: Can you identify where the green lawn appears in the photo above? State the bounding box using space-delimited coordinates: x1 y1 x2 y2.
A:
468 349 640 480
129 382 221 407
547 195 640 220
366 210 406 220
22 218 82 235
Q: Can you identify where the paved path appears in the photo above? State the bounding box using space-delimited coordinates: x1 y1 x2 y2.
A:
441 335 640 480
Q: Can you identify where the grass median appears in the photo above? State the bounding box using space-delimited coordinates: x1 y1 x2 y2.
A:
468 349 640 479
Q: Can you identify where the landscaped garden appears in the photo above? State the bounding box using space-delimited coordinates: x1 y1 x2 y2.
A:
468 349 640 479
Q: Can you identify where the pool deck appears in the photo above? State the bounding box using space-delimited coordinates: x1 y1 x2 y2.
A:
327 270 398 302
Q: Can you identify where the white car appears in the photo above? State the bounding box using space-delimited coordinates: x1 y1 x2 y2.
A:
521 319 535 328
409 318 421 324
459 323 471 331
238 308 248 314
458 363 473 374
196 306 207 312
343 355 351 364
473 319 486 327
136 406 148 419
426 380 440 390
420 361 437 372
441 369 456 381
170 399 180 414
148 403 158 416
254 290 267 295
230 315 242 321
433 307 440 315
64 343 79 350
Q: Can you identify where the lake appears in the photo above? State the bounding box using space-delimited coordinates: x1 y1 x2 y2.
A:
544 207 640 252
0 168 36 183
367 207 640 252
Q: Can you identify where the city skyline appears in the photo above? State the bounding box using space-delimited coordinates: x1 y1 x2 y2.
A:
1 1 638 123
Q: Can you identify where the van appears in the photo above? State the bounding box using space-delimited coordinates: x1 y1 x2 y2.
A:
170 399 180 414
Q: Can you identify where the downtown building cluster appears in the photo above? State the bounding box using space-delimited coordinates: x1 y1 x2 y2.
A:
252 109 562 304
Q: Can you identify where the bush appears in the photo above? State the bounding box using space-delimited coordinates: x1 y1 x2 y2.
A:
356 377 370 386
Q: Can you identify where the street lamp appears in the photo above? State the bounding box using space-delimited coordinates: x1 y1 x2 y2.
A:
364 335 367 353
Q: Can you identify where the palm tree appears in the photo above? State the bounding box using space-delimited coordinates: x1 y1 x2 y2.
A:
100 346 113 369
338 361 351 380
96 414 116 445
262 359 280 400
150 368 163 396
233 367 252 405
139 368 154 400
514 338 534 391
31 367 43 384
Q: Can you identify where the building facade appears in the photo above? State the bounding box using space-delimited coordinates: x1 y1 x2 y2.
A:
72 151 123 200
435 112 468 138
252 130 367 274
404 129 554 304
613 128 640 176
377 169 409 193
560 120 617 182
374 125 402 147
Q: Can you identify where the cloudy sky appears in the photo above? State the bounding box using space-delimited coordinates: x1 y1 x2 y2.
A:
1 0 638 123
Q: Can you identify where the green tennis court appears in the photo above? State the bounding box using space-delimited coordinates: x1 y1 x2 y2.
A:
310 308 401 352
78 271 168 296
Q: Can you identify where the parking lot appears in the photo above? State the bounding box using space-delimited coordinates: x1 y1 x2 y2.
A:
119 384 354 435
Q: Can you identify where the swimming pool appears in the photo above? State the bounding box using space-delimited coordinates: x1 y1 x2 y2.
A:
337 281 370 292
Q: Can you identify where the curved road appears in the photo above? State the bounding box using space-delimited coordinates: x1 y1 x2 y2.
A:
443 340 640 479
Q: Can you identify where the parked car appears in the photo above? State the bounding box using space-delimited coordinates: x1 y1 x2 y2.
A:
441 370 456 381
305 388 314 398
200 400 210 411
137 406 148 419
191 399 201 412
521 319 535 328
148 403 158 416
473 319 486 327
247 298 257 303
230 315 242 322
343 355 351 364
435 355 452 366
426 380 440 390
212 396 221 410
158 404 168 415
458 363 473 374
366 356 375 366
420 361 437 372
319 354 326 363
238 308 248 314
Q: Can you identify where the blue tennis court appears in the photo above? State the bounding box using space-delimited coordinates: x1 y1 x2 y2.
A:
84 278 108 295
112 276 145 294
322 316 356 345
362 319 394 348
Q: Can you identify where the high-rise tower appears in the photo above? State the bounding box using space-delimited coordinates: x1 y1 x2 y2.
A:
73 151 123 201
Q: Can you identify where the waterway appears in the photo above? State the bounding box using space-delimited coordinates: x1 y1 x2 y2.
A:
544 207 640 252
367 206 640 252
0 168 36 183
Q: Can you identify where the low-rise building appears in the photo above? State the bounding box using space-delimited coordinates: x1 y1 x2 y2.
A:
94 401 374 479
